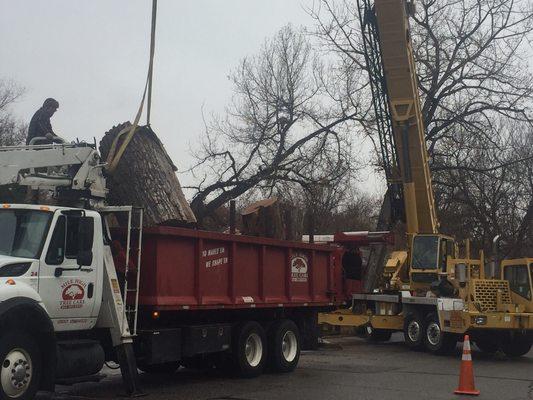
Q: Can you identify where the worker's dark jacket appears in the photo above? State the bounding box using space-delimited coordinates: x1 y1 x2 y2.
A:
26 108 56 145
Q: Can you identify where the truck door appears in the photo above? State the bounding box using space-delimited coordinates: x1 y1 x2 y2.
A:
39 211 99 330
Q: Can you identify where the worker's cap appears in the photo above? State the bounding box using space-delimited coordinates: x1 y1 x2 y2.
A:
43 98 59 109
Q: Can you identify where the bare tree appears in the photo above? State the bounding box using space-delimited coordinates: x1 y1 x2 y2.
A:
311 0 533 150
434 119 532 254
0 79 27 202
0 79 26 146
187 25 365 225
285 178 379 234
310 0 533 252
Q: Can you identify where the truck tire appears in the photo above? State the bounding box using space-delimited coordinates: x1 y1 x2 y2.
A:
365 325 392 342
231 321 267 378
501 333 532 357
474 335 498 354
403 311 424 350
267 320 300 373
423 313 457 355
0 331 41 400
138 362 180 374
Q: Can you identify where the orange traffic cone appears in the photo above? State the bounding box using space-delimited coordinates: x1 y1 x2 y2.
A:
454 335 480 396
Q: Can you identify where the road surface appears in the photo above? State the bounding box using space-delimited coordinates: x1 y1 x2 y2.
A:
54 333 533 400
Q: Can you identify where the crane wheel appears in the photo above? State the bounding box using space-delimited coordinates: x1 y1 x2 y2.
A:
474 335 498 354
500 333 532 357
403 312 425 350
423 313 457 355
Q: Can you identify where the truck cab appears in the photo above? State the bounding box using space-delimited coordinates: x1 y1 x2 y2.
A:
0 204 104 330
501 258 533 312
0 204 109 399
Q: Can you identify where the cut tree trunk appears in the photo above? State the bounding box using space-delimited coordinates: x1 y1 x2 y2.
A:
241 198 283 239
279 201 304 241
241 198 304 240
99 122 196 227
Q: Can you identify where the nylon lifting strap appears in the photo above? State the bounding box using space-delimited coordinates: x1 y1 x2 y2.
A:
106 0 157 174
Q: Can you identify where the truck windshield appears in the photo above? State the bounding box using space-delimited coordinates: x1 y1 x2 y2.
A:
504 264 531 300
411 235 439 269
0 209 52 259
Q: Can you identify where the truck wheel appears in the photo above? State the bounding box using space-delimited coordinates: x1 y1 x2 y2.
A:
423 313 457 355
268 320 300 373
232 321 266 378
0 331 41 400
138 362 180 374
474 335 498 354
403 312 424 350
501 333 532 357
365 325 392 342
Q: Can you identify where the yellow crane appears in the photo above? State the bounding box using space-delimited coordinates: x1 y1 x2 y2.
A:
320 0 533 356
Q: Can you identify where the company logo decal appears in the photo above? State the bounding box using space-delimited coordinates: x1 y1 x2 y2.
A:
291 254 309 282
60 279 87 309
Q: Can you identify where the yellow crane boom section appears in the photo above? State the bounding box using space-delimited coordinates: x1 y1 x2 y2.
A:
374 0 438 234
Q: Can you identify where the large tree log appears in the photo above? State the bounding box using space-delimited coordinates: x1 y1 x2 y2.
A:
241 198 283 239
279 201 305 241
99 122 196 227
241 197 304 240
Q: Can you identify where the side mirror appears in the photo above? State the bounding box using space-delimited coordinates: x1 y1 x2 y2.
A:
77 250 93 267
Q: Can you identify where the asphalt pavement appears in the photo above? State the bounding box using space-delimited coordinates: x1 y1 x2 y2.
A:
55 333 533 400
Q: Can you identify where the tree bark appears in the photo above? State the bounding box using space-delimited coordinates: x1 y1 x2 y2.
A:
99 122 196 227
241 198 283 239
241 198 305 240
280 201 305 241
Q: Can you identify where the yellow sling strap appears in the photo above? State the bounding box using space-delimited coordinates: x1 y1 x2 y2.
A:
106 0 158 174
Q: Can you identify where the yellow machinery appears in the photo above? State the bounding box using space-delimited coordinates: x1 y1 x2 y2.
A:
319 0 533 356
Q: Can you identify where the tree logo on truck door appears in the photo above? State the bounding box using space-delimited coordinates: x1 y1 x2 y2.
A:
60 279 87 309
291 254 309 282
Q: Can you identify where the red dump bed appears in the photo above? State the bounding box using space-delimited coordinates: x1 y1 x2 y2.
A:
134 226 347 311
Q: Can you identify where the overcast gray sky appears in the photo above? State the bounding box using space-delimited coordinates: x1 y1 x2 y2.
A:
0 0 384 196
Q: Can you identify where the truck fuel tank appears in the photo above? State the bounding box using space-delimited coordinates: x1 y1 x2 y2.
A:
55 340 105 380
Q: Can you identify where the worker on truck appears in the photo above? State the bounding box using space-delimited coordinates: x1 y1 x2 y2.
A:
26 97 61 145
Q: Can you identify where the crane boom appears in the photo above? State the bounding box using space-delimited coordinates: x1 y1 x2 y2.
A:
0 141 107 206
370 0 439 234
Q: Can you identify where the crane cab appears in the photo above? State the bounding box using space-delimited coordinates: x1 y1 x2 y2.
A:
408 233 455 290
501 258 533 312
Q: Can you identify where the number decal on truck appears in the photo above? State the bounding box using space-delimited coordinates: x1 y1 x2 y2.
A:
291 254 309 282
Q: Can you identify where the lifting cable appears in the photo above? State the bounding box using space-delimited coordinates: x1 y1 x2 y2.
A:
106 0 158 174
